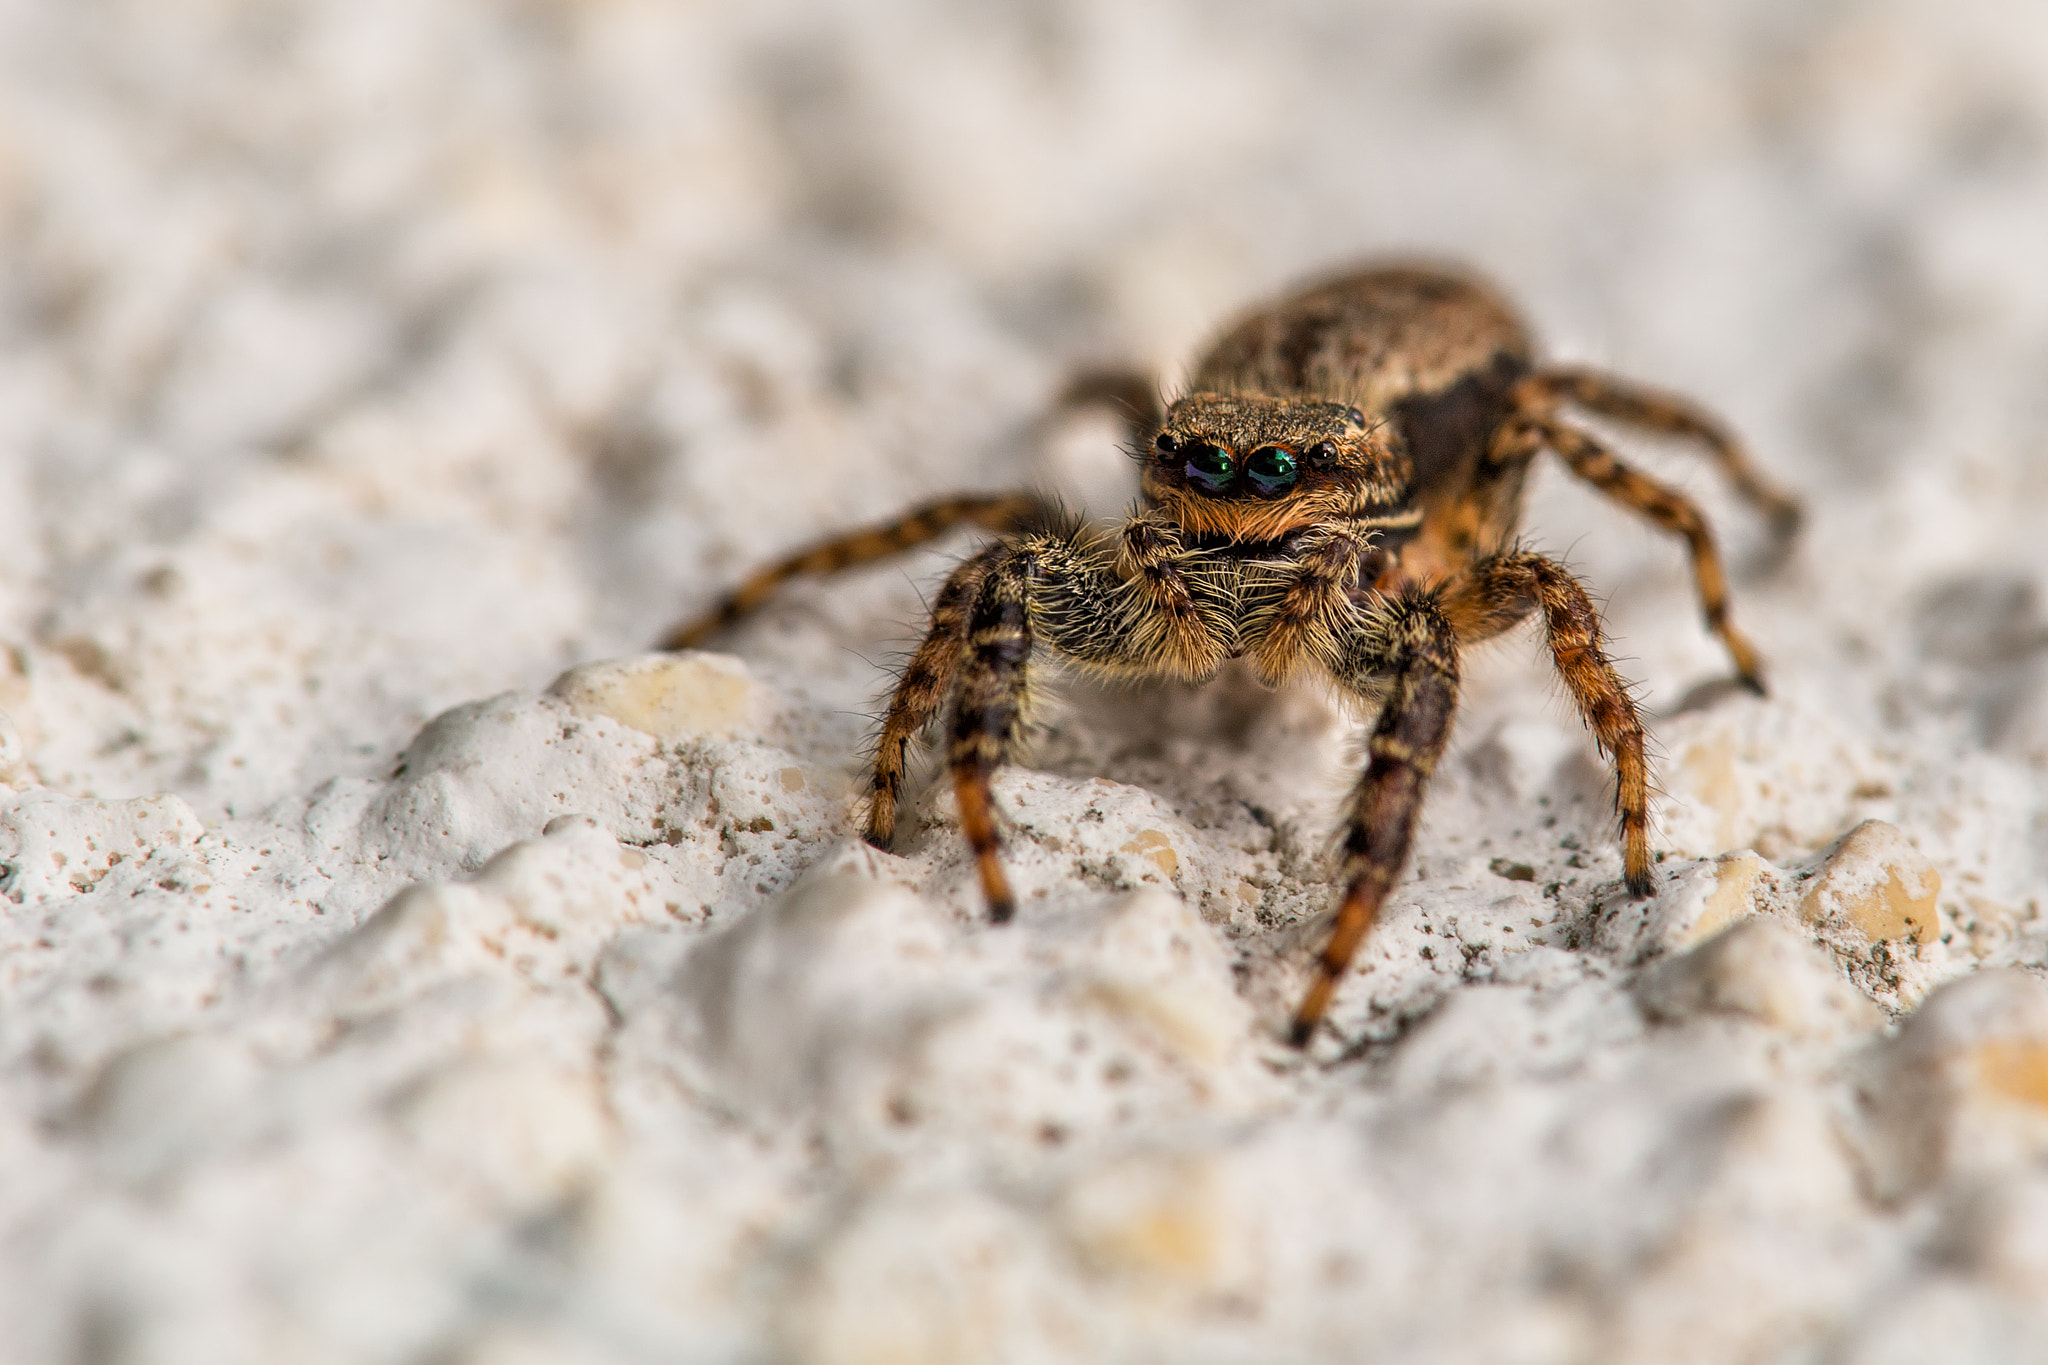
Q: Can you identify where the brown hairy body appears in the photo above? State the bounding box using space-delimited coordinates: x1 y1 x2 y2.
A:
662 263 1799 1046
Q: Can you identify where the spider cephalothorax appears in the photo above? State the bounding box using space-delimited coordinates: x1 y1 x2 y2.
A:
663 262 1800 1047
1144 393 1415 543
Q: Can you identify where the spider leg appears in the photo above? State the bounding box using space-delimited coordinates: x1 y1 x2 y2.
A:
1524 367 1802 536
1441 550 1653 896
1291 590 1461 1046
935 523 1215 921
1056 367 1164 449
1495 409 1769 694
865 540 1010 847
658 493 1050 650
948 550 1042 922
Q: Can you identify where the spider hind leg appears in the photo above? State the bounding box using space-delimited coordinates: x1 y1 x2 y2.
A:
1528 367 1802 536
1493 389 1772 694
1055 367 1164 450
659 493 1049 650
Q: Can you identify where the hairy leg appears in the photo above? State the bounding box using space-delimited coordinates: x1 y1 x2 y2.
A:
658 493 1049 650
864 541 1010 847
1513 412 1767 692
1524 367 1801 535
1292 591 1461 1046
1056 367 1164 449
934 523 1223 920
948 549 1041 922
1440 550 1653 895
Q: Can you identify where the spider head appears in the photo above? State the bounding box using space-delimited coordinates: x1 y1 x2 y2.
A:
1145 393 1412 539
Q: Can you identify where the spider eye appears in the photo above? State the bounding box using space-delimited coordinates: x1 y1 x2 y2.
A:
1306 441 1337 466
1154 432 1180 454
1245 446 1299 498
1182 443 1236 494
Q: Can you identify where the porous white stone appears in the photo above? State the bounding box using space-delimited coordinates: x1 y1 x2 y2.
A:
1593 849 1774 961
1635 914 1882 1042
1796 819 1944 947
1853 968 2048 1201
669 875 1270 1177
548 651 764 743
0 792 208 903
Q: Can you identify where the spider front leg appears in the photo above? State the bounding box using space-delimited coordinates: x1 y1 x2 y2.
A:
1441 550 1653 894
948 549 1041 921
933 528 1197 921
1247 525 1375 685
865 540 1011 847
1291 590 1462 1046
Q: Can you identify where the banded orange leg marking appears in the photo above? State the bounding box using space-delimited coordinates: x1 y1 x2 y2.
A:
1528 415 1767 693
1292 592 1460 1046
947 550 1037 923
659 492 1048 650
1529 367 1802 536
1442 551 1653 896
864 541 1009 847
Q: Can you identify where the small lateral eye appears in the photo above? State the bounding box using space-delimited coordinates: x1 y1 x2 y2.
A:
1245 446 1299 498
1306 440 1337 465
1182 442 1236 494
1154 431 1180 454
1345 406 1367 428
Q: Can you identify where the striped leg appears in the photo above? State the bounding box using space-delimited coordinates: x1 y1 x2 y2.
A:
1523 413 1767 693
1292 591 1461 1046
1527 367 1802 536
937 525 1174 921
658 493 1049 650
864 541 1010 847
1056 367 1164 449
1441 551 1653 896
877 519 1207 885
948 549 1039 923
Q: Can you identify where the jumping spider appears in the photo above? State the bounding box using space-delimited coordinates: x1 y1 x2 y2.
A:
662 263 1799 1046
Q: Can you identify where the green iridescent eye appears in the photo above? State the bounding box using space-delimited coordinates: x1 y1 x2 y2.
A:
1182 443 1236 495
1245 446 1299 498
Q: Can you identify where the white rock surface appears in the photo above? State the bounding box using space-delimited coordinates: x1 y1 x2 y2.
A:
4 2 2048 1361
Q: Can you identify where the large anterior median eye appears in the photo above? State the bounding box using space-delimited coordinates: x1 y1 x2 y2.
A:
1245 446 1299 497
1182 443 1236 494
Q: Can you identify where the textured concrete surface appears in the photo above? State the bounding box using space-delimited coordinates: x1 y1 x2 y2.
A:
4 2 2048 1361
